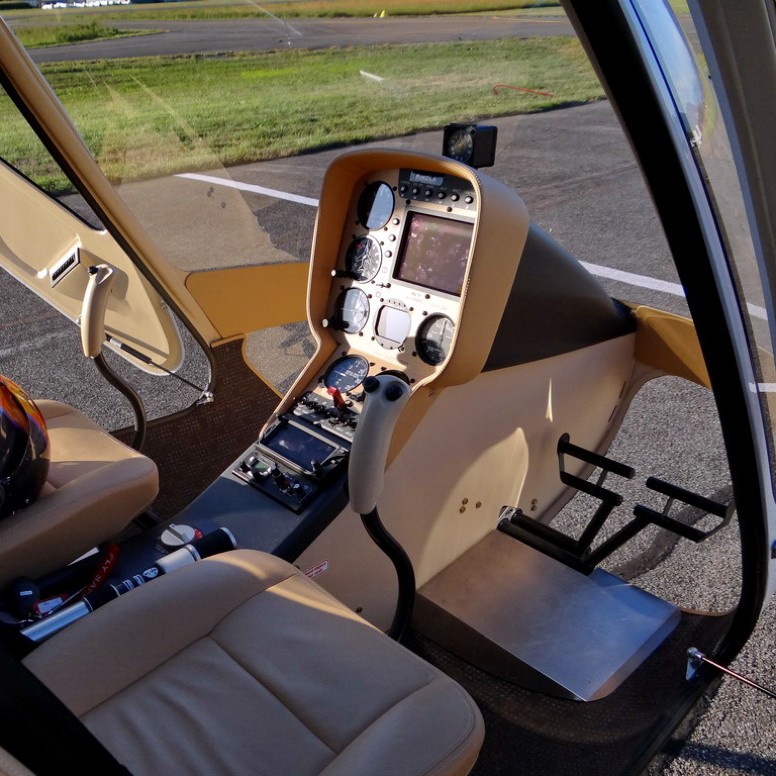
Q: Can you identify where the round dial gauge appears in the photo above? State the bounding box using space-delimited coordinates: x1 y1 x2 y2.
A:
324 355 370 392
416 315 455 365
346 235 382 282
357 181 394 230
444 127 474 164
334 288 370 333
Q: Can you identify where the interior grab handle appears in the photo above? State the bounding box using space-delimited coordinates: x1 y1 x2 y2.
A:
348 375 411 514
80 263 146 450
80 264 115 358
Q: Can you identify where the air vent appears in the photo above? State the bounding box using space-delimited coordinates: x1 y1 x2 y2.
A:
50 247 80 286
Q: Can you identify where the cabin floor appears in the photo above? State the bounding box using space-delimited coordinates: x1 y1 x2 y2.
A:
406 610 731 776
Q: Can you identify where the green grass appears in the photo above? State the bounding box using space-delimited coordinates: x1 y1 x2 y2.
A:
12 20 144 47
0 36 601 193
668 1 690 14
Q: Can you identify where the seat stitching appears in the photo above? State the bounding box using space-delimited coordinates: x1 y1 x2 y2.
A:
74 572 298 717
322 679 479 776
208 603 440 757
206 634 338 758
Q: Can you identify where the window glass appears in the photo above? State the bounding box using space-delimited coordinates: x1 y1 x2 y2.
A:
631 0 776 477
0 74 208 427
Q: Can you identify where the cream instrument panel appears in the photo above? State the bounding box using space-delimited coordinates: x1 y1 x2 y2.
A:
237 150 528 512
320 167 478 391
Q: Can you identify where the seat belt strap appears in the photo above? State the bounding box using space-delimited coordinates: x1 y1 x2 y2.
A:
0 639 132 775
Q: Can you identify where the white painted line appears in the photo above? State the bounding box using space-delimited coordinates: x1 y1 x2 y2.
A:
176 172 319 208
750 383 776 393
360 70 385 82
748 302 768 321
579 261 684 297
0 329 71 359
178 173 772 320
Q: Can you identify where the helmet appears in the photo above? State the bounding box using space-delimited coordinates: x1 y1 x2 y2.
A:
0 376 49 520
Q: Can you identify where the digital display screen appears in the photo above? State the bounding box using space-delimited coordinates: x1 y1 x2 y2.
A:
394 212 472 296
264 423 337 472
375 306 411 346
409 171 444 187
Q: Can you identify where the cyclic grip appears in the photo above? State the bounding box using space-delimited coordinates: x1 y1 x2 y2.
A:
348 375 411 515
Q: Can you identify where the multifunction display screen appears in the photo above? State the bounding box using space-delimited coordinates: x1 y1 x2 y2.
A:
394 212 472 296
263 423 338 472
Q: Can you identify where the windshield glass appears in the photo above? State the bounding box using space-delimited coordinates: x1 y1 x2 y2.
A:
0 0 743 623
630 0 776 479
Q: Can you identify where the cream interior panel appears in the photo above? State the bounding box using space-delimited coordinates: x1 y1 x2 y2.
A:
294 333 637 628
0 156 182 372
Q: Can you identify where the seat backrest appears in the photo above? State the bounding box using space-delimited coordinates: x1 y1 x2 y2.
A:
0 400 158 587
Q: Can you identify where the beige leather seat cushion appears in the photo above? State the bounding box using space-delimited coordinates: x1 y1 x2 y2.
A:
25 550 484 775
0 400 158 586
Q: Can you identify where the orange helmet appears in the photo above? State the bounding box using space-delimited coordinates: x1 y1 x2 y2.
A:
0 376 49 519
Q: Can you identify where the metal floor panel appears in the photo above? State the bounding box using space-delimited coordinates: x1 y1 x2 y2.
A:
416 531 680 701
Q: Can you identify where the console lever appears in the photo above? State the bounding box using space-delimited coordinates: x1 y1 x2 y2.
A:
348 375 410 515
81 263 147 450
348 375 413 641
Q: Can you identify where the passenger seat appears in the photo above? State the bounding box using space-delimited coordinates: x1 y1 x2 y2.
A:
24 550 484 775
0 400 158 588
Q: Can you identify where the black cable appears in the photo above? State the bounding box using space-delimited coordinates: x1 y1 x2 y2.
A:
93 353 146 451
360 507 415 642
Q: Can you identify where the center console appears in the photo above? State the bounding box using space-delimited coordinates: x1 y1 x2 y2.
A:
232 159 491 513
122 150 526 575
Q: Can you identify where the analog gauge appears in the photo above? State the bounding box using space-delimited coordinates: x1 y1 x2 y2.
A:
416 315 455 365
444 126 475 164
334 288 370 333
346 235 382 282
357 181 394 229
324 355 370 392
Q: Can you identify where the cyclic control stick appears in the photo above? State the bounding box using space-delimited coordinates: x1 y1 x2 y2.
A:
348 375 414 641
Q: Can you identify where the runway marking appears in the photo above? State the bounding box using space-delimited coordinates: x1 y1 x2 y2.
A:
178 173 771 320
176 172 319 208
579 261 683 297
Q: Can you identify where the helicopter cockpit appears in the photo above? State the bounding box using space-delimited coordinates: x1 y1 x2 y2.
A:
3 0 776 772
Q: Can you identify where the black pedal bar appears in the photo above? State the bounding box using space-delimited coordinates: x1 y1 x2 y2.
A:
633 505 706 543
559 471 624 506
499 434 734 575
558 434 636 480
646 477 733 519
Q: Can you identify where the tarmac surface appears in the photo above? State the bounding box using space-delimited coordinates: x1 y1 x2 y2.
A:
23 15 575 62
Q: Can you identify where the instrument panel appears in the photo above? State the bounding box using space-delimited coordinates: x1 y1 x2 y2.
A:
321 167 478 392
242 150 527 513
239 165 480 510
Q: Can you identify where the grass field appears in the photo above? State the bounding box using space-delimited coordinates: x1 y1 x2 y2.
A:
0 36 601 193
13 20 144 47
